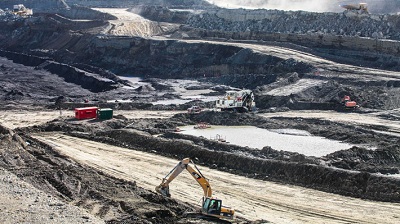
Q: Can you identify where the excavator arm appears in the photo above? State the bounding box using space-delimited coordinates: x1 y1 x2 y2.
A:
155 158 212 197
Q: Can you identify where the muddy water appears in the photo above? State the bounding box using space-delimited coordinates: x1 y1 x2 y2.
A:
152 99 192 105
179 125 353 157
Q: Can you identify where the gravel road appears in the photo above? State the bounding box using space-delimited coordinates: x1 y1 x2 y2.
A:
260 110 400 136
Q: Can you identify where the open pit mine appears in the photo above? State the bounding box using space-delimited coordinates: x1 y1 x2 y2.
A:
0 0 400 223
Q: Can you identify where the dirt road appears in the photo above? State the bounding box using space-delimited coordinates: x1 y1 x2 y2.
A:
0 110 181 129
3 108 399 136
92 8 178 37
33 132 400 223
260 110 400 136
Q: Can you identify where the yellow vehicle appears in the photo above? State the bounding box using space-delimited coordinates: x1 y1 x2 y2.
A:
340 3 368 13
12 4 33 16
155 158 235 220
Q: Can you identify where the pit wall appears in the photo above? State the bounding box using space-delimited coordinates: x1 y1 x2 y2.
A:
72 129 400 203
190 28 400 57
67 36 289 78
186 8 400 56
53 6 118 20
0 50 118 92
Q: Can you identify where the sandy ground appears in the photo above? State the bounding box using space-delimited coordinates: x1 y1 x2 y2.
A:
31 132 400 223
260 110 400 136
1 108 399 136
265 79 328 96
0 110 181 129
92 8 179 37
0 167 103 224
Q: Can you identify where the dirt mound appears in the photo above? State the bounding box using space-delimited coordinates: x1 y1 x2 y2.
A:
169 111 400 170
0 51 119 92
255 75 400 110
187 8 400 40
128 6 191 23
325 146 400 174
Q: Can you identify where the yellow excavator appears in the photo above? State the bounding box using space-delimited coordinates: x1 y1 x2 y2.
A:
155 158 235 220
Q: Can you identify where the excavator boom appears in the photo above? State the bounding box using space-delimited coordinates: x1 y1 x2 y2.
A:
156 158 212 197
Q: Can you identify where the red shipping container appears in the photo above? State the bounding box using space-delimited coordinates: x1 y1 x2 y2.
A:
75 107 98 120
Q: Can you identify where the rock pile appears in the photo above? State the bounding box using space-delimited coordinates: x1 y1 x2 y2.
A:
187 9 400 40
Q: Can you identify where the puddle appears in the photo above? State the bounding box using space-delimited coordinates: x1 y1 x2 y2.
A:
119 76 151 86
179 125 353 157
269 129 311 136
152 95 220 105
181 95 219 102
106 99 133 103
152 99 192 105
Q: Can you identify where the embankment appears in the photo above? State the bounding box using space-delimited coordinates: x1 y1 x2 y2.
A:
0 50 119 92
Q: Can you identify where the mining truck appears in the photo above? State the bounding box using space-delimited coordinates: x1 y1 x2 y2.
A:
340 3 368 13
187 106 202 114
12 4 33 16
215 89 255 112
156 158 235 220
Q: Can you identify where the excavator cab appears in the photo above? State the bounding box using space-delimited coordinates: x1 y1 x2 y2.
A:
341 95 358 109
202 197 234 219
202 197 222 215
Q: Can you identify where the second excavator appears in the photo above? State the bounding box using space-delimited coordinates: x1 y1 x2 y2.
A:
342 95 359 109
155 158 235 220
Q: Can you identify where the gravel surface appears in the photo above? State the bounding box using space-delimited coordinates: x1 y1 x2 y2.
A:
0 167 104 224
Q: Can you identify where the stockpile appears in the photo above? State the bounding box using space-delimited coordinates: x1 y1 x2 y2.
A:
187 9 400 40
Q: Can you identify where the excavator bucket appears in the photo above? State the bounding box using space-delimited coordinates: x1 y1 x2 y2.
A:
155 185 171 197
